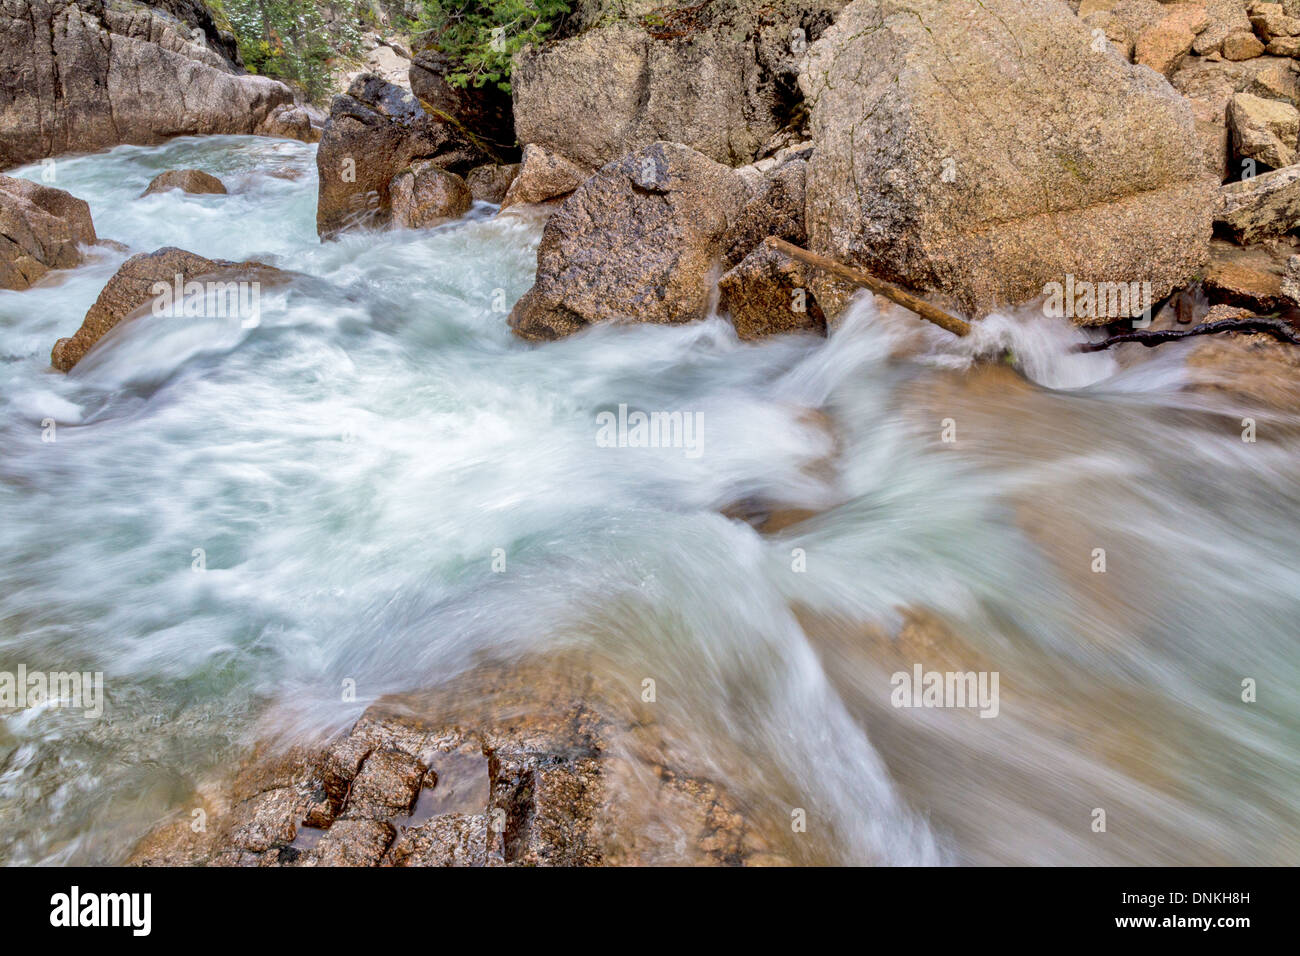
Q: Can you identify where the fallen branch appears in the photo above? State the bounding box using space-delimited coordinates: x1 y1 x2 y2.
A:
1075 317 1300 353
768 238 972 337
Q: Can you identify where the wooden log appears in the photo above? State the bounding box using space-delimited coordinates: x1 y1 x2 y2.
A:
768 238 971 337
1076 316 1300 352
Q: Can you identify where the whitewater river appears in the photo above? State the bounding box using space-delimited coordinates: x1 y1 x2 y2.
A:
0 136 1296 865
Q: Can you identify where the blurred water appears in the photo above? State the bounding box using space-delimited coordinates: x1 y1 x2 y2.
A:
0 136 1296 865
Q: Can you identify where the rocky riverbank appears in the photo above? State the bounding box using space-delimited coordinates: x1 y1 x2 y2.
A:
3 0 1300 866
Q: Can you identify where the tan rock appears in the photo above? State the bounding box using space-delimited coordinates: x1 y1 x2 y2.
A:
1229 91 1300 167
1088 0 1166 59
140 169 227 197
499 145 591 210
0 175 97 291
389 161 472 229
315 75 485 239
718 238 829 340
1216 163 1300 241
1223 30 1268 58
1249 10 1300 37
1194 0 1253 55
50 247 286 372
1202 236 1293 309
800 0 1214 320
1136 3 1210 76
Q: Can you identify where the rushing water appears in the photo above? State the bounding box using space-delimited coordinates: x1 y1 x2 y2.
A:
0 136 1296 865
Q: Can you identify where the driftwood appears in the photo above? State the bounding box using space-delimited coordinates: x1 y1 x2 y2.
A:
768 239 972 337
1076 317 1300 353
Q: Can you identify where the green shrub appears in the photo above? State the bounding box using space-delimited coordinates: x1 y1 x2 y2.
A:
416 0 572 93
212 0 362 101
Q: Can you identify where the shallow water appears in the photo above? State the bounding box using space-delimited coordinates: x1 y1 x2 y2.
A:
0 136 1296 865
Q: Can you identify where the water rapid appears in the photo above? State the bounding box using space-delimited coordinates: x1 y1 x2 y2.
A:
0 136 1296 865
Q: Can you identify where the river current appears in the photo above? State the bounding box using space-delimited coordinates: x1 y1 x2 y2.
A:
0 136 1296 865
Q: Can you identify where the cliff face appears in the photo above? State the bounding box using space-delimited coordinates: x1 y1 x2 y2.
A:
0 0 292 169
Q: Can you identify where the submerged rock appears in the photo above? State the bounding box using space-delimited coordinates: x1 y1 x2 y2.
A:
140 169 228 197
508 142 751 341
50 247 286 372
0 0 297 169
0 175 97 291
800 0 1214 321
389 161 472 229
1185 329 1300 407
127 658 774 867
315 75 485 239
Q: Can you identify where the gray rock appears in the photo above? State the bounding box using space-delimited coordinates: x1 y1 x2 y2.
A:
508 142 751 341
465 164 520 204
0 0 297 169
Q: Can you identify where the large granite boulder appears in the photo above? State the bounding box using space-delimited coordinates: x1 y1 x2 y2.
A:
51 247 285 371
315 74 485 239
511 0 846 169
0 0 300 169
800 0 1215 321
0 174 97 289
508 142 752 341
